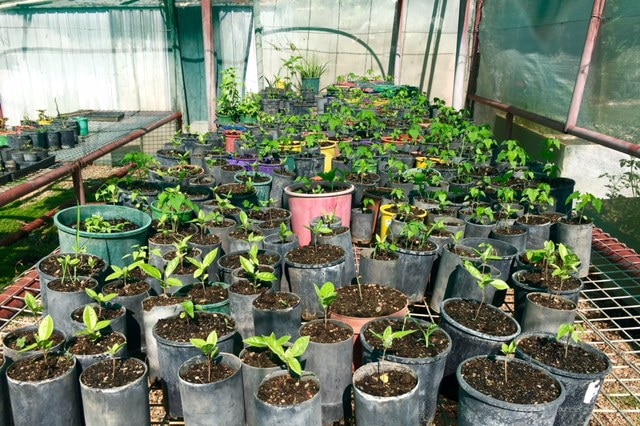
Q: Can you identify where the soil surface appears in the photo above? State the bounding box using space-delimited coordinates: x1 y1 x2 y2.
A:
235 173 270 184
154 312 236 343
450 245 479 257
285 245 345 265
240 347 284 368
68 333 126 356
229 228 263 240
461 356 561 404
184 284 228 305
248 208 290 222
518 335 609 374
142 295 189 311
39 254 105 278
395 236 438 252
215 183 254 196
493 226 526 235
219 252 279 270
517 214 551 225
47 277 96 292
369 249 398 261
363 318 450 358
253 291 299 310
528 293 576 310
518 270 581 292
230 278 270 295
443 299 518 337
221 164 244 172
332 284 407 318
346 172 379 184
4 329 65 351
80 358 146 389
257 374 319 406
354 369 417 397
299 321 353 344
71 305 124 322
189 233 220 246
103 280 150 297
179 359 236 384
7 353 74 381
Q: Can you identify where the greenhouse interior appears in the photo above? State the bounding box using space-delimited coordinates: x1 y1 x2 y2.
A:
0 0 638 425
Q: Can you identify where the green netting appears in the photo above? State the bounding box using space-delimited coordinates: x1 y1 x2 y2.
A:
475 1 590 122
578 0 640 143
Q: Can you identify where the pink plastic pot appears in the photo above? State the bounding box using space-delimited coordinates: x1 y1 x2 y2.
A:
284 181 355 246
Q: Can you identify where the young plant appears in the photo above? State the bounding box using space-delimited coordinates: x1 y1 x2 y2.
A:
565 191 602 224
500 341 518 383
314 281 338 327
463 260 509 320
75 305 111 343
243 333 310 378
556 323 585 358
85 288 118 318
187 248 219 291
369 326 416 383
190 330 220 382
106 342 127 380
278 222 294 243
413 321 440 349
19 314 55 362
550 243 581 295
238 245 277 290
105 261 142 288
139 257 183 296
179 300 197 322
57 254 80 283
24 292 43 322
371 233 397 259
304 221 333 247
472 242 501 269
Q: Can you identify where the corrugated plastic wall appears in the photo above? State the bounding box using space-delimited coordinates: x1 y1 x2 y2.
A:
0 9 172 125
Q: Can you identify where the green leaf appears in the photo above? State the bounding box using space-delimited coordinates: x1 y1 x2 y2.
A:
288 357 302 376
38 315 55 341
190 338 207 348
243 336 269 348
490 279 509 291
166 277 183 288
139 263 161 280
239 256 255 275
288 336 310 358
255 271 276 282
105 266 123 282
202 249 219 268
83 306 98 329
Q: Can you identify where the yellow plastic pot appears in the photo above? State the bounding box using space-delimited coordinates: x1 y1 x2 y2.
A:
379 204 397 238
320 141 337 172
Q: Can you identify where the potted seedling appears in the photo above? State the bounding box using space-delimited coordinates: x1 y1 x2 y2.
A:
359 233 399 288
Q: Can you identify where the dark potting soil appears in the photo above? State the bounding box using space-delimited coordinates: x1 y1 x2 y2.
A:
253 291 298 310
47 277 95 292
519 270 581 292
517 214 551 225
493 226 526 235
149 231 183 245
354 369 417 397
229 229 264 240
451 245 479 257
68 333 126 356
154 312 236 343
300 321 353 344
39 254 105 278
71 305 123 322
215 183 254 196
461 357 561 404
142 295 189 311
209 218 237 229
322 226 350 237
179 360 236 384
257 374 319 406
285 245 345 265
363 318 450 358
219 253 279 270
185 284 228 305
230 280 269 296
395 236 437 252
346 172 379 184
240 347 283 368
258 220 286 230
248 208 290 222
528 293 576 310
236 173 270 184
370 249 398 261
4 329 65 351
332 284 407 318
443 299 518 337
77 219 137 233
81 358 146 389
518 335 609 374
7 353 74 382
103 280 150 297
189 233 221 246
221 164 244 172
560 216 593 226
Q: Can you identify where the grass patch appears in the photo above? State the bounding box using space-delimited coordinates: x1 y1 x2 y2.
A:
0 177 107 290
